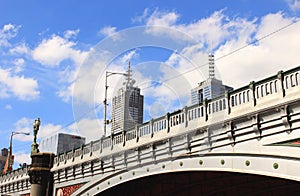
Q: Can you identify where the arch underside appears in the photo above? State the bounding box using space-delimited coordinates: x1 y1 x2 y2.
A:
100 171 300 196
70 153 300 196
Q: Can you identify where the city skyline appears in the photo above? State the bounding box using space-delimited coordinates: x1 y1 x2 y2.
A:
0 0 300 168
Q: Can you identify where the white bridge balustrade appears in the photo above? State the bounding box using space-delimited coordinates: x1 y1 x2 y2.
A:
2 66 300 195
0 166 30 195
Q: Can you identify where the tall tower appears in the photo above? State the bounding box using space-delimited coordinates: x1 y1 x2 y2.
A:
191 54 233 105
111 63 144 134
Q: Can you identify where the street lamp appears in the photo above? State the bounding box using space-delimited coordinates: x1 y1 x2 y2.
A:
3 131 30 174
104 71 128 136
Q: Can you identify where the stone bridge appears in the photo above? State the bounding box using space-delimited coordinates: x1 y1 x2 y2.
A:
2 66 300 195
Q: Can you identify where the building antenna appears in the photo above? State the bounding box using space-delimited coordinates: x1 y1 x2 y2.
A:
124 61 135 87
208 41 215 79
125 61 131 86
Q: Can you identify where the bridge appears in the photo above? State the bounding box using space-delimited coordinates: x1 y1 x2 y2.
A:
2 66 300 195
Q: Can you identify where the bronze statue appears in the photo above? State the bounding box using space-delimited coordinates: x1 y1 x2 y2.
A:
31 118 40 154
33 118 40 144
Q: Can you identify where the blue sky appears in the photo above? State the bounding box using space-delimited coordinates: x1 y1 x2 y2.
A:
0 0 300 168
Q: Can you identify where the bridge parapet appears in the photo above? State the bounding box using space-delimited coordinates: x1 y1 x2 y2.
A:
52 66 300 170
0 166 30 195
52 102 300 173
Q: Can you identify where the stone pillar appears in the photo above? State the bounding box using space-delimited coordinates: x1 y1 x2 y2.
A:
249 81 256 107
277 70 285 97
29 152 54 196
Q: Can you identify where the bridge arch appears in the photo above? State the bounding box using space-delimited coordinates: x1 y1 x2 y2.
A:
71 153 300 195
100 171 300 195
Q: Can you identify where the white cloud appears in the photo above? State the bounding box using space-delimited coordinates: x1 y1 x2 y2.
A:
31 31 89 102
120 50 138 64
98 26 120 41
143 9 257 51
9 42 30 55
39 123 64 139
165 46 208 82
141 10 188 40
0 23 21 47
0 68 39 100
13 58 25 73
32 34 87 67
13 117 32 141
68 118 103 142
12 116 100 149
13 117 70 142
99 26 117 36
286 0 300 11
146 9 179 27
132 8 149 23
5 104 12 110
139 9 300 90
217 12 300 88
56 82 75 103
72 9 300 137
56 45 92 103
56 64 79 102
255 12 291 39
13 58 24 66
13 151 31 165
92 50 140 107
64 29 80 39
140 63 192 115
73 47 116 107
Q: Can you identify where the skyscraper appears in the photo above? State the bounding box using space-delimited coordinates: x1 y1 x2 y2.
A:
111 63 144 134
191 54 233 105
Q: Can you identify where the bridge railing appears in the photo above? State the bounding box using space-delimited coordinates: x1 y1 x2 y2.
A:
52 66 300 168
139 123 151 137
153 118 167 133
92 140 101 152
0 166 30 194
126 129 137 141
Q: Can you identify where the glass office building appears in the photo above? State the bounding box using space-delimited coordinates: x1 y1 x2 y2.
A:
39 133 86 155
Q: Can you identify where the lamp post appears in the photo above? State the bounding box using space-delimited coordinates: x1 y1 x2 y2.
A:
28 118 55 196
104 71 128 136
4 131 30 174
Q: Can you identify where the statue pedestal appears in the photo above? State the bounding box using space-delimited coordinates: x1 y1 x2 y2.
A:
29 152 54 196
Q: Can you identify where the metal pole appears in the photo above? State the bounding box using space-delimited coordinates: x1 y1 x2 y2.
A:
103 71 128 137
3 131 29 174
104 71 108 136
8 132 13 172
